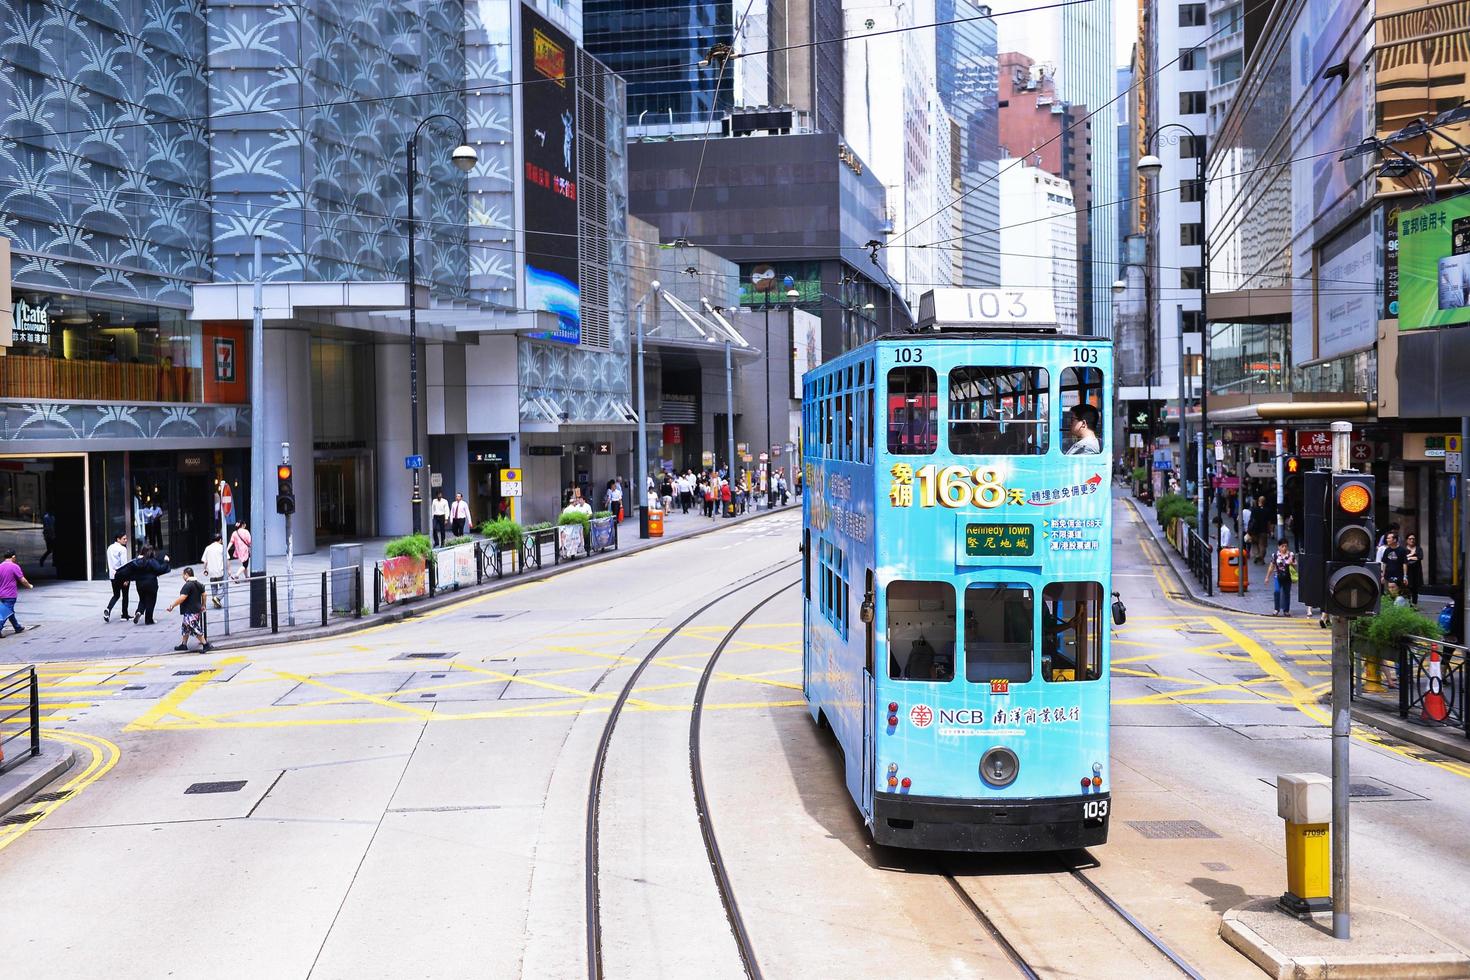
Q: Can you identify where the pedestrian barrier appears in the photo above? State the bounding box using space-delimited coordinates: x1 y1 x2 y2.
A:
205 566 363 635
0 665 40 774
1165 518 1214 596
1350 634 1469 740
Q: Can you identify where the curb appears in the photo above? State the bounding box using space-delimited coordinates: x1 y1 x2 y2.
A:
1121 495 1278 619
1345 701 1470 766
1220 900 1470 980
211 504 795 651
0 741 77 818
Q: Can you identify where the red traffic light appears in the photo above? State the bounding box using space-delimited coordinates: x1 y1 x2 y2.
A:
277 464 292 481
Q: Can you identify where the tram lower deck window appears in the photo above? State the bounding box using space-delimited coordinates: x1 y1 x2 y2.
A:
963 584 1034 683
1042 582 1103 682
887 581 955 682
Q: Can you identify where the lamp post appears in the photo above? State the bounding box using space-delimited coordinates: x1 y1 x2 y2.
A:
405 115 477 534
1139 123 1209 531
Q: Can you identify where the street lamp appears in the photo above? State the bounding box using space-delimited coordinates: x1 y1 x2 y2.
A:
405 115 476 534
1139 126 1208 534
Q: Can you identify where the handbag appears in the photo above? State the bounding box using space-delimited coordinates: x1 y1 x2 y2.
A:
1289 564 1299 583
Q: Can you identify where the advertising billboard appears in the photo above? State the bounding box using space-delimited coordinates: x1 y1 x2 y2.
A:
790 309 822 399
1398 194 1470 331
520 5 580 344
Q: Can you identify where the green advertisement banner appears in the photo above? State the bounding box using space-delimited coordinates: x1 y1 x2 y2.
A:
1397 193 1470 330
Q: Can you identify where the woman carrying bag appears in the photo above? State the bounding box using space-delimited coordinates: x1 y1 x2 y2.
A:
1267 539 1298 617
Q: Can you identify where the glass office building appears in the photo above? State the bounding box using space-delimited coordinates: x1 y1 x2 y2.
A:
935 0 1001 286
584 0 735 126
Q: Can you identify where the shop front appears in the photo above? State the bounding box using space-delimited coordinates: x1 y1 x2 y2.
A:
469 440 512 523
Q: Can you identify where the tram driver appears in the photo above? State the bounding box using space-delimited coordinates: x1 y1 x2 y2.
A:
1066 404 1101 455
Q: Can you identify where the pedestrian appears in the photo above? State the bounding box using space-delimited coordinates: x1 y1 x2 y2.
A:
1215 516 1233 550
779 473 789 506
720 478 732 517
200 533 225 609
103 531 132 622
228 522 251 580
431 491 450 547
449 491 471 538
703 478 715 518
166 567 210 652
1377 531 1406 590
0 550 34 636
39 510 55 566
1266 539 1297 617
1403 533 1423 607
1239 497 1253 556
562 489 593 518
660 475 674 513
608 480 624 523
127 545 171 625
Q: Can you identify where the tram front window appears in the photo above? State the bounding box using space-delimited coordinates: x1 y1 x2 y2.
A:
887 581 956 682
1060 367 1105 455
948 367 1049 455
963 584 1034 683
1042 582 1104 682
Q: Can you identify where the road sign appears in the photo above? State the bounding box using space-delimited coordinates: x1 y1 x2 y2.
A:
1449 435 1463 453
404 454 424 470
1246 461 1274 478
1448 451 1462 474
500 468 523 496
430 472 443 488
1351 441 1373 463
218 482 233 519
759 452 769 462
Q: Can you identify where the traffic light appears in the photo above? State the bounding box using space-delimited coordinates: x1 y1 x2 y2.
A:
276 463 295 515
1323 473 1378 617
1285 455 1300 476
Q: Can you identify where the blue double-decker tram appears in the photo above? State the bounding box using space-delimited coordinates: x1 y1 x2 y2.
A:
801 289 1115 851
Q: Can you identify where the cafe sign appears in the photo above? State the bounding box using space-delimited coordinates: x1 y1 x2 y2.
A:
12 297 49 346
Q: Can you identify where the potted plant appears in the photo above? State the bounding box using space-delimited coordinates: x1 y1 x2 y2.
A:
480 518 524 573
1351 601 1443 693
558 510 592 558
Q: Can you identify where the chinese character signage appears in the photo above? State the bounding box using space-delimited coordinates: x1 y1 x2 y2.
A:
1297 429 1332 458
1397 194 1470 331
964 523 1035 557
520 4 580 344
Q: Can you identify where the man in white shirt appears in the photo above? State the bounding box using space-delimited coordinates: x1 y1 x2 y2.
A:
200 533 225 608
103 532 131 622
562 490 593 517
431 492 450 547
449 492 471 537
1065 404 1102 455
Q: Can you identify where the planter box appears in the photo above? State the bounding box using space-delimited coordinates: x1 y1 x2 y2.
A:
379 555 428 605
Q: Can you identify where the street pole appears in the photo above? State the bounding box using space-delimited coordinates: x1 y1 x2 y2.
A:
1329 419 1353 941
283 440 295 628
218 479 230 636
1462 416 1469 643
1197 144 1212 535
764 296 771 505
251 235 265 580
1275 427 1285 543
406 134 423 535
725 339 735 517
635 295 649 537
1177 306 1186 487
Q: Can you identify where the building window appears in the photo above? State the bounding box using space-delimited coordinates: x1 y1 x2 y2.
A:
1180 222 1204 246
1180 134 1206 159
1180 47 1202 71
1213 51 1244 85
1181 310 1204 333
1179 3 1206 26
1180 178 1204 202
1179 91 1206 115
1181 267 1204 290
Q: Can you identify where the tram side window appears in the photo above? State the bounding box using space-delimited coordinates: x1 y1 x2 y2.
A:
1060 367 1104 455
887 581 956 682
948 367 1050 455
963 584 1034 683
887 367 938 454
819 538 849 638
1041 582 1104 682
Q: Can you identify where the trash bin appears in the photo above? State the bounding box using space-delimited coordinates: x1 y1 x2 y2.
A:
329 543 363 614
648 508 665 537
1218 547 1249 592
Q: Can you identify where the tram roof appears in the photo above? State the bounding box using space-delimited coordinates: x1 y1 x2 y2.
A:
870 329 1111 343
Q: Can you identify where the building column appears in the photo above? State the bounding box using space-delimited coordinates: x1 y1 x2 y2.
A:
374 341 429 538
262 326 316 556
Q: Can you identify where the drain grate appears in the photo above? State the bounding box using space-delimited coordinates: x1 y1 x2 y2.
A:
1126 819 1221 840
393 652 454 661
0 811 42 826
185 780 247 795
122 685 145 691
1278 706 1300 712
30 790 70 803
1349 783 1393 798
174 669 206 677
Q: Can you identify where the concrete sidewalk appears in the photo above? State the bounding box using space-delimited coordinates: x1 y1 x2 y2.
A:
0 500 796 662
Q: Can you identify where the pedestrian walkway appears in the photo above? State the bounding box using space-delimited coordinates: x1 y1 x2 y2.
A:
0 501 796 663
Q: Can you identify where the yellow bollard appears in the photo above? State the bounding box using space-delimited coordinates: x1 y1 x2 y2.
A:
1277 773 1332 915
1362 651 1385 693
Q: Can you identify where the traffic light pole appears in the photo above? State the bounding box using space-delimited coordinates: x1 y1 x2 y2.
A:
1275 428 1285 544
1330 419 1353 941
283 441 295 628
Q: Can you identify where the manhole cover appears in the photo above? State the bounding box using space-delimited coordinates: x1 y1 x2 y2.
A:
420 693 437 699
1234 674 1268 682
30 791 70 803
184 780 248 795
174 669 206 676
122 685 145 691
1349 783 1394 798
1278 706 1300 712
393 652 454 660
1126 820 1221 839
0 811 42 826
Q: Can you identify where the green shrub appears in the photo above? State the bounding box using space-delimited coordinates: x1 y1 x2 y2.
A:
480 518 524 549
525 521 554 533
384 533 433 562
593 510 613 520
1132 466 1147 485
1353 601 1443 647
446 535 476 547
1156 493 1196 528
558 511 591 528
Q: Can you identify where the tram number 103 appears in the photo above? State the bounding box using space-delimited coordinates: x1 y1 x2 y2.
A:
1082 799 1110 825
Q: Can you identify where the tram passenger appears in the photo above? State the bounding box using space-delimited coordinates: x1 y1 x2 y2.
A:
1065 404 1101 455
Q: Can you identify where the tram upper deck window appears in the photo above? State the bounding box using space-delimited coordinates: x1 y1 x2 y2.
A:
1041 582 1103 682
1060 367 1104 455
887 367 938 454
887 581 956 682
963 584 1034 683
948 367 1049 456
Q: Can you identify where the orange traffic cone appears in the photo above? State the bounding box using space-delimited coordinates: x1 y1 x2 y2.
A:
1422 647 1449 722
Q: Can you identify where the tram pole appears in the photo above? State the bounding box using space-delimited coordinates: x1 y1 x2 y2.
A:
1330 419 1353 941
725 339 735 517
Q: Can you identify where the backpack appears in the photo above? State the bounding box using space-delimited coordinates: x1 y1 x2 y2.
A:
1439 602 1454 633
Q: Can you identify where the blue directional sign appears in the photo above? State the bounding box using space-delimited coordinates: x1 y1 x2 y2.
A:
404 454 424 470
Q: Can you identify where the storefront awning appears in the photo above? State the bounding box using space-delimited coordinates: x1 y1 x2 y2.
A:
1188 401 1377 423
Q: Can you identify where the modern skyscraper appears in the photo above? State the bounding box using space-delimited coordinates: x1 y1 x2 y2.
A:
935 0 1000 286
998 162 1079 330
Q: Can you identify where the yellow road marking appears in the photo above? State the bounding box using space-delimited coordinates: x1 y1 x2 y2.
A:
0 729 120 854
124 665 221 731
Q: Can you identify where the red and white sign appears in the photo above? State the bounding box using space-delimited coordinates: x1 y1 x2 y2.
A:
909 704 933 728
218 482 233 520
1351 441 1373 462
1297 429 1333 459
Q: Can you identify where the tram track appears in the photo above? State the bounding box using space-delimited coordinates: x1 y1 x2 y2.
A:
943 852 1205 979
584 560 801 980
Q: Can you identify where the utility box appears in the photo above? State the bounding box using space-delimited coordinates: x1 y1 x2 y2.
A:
329 543 363 615
1277 772 1331 824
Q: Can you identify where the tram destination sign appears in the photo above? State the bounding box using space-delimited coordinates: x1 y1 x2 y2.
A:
964 522 1035 557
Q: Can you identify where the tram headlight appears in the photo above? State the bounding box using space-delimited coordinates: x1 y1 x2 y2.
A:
979 746 1019 787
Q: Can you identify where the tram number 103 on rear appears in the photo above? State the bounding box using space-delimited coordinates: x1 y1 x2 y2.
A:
1083 799 1110 825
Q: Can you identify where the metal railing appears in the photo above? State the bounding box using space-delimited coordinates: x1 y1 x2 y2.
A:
0 666 40 775
1166 517 1214 596
1351 634 1469 740
199 565 363 636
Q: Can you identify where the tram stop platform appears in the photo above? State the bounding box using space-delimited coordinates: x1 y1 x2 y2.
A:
1221 898 1470 979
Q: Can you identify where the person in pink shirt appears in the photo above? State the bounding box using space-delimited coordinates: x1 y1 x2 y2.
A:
0 550 35 635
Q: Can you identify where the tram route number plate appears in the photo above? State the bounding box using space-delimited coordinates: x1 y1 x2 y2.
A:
1083 799 1110 825
964 522 1034 557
